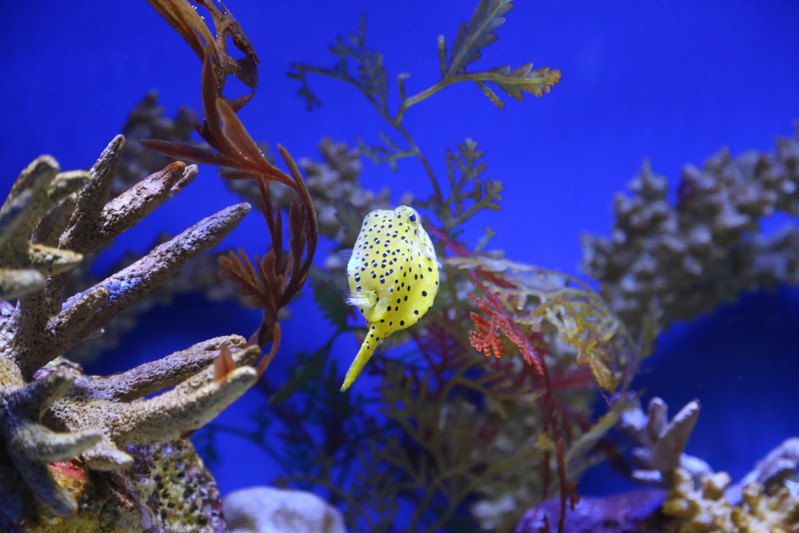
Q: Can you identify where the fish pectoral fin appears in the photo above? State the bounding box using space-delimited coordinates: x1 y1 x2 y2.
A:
346 289 377 309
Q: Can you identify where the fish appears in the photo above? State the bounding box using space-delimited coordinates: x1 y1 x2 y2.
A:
341 205 439 391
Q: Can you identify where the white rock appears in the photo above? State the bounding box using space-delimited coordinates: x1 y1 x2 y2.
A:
223 486 347 533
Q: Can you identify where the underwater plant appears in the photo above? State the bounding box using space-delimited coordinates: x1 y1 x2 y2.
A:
193 1 798 531
193 2 644 532
4 0 798 531
143 0 319 357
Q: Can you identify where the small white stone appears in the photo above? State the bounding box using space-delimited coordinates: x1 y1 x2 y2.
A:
223 486 347 533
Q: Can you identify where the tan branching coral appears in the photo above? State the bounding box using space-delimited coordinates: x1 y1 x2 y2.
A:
664 461 799 533
618 395 708 485
116 90 200 196
0 157 89 300
582 129 799 338
63 95 229 364
0 136 261 522
663 467 735 532
46 335 259 470
731 481 799 532
726 438 799 505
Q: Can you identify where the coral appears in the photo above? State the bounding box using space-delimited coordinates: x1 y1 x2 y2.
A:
581 130 799 339
617 395 709 485
9 439 227 533
46 335 259 469
726 438 799 505
663 465 799 533
0 135 260 523
122 438 228 532
1 0 320 526
116 90 201 195
662 467 735 532
663 439 799 533
0 157 88 300
731 481 799 533
64 93 231 364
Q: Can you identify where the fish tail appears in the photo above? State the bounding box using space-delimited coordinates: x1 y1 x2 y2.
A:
340 335 378 392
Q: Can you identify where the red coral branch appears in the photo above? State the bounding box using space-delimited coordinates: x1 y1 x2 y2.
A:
468 274 545 375
467 271 579 533
469 311 505 358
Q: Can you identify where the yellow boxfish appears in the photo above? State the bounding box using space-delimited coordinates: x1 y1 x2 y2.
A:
341 206 439 391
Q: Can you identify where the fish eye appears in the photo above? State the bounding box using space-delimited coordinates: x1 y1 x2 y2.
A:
409 213 417 222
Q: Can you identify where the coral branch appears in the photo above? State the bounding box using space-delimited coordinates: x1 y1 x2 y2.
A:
48 350 259 469
0 369 102 514
95 161 197 247
85 335 251 401
0 156 90 299
582 132 799 339
0 139 257 518
618 395 707 485
13 202 250 378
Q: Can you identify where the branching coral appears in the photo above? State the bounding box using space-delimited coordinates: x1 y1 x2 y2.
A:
0 1 322 527
116 90 200 196
0 157 88 300
664 456 799 533
726 438 799 505
582 130 799 339
46 335 259 470
0 136 260 522
617 395 708 485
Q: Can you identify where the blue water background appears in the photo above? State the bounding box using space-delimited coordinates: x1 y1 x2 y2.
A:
2 0 799 504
